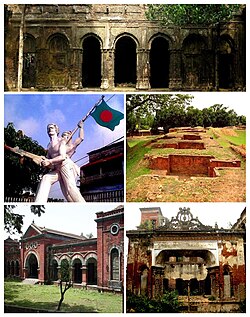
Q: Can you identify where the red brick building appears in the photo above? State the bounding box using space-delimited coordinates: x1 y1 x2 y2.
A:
5 205 124 291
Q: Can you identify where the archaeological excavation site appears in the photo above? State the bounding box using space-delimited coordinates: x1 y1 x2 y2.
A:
126 126 246 202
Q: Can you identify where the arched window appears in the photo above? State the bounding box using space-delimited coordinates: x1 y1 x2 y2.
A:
110 248 119 281
48 34 69 71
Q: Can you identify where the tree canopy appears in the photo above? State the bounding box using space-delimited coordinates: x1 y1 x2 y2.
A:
4 205 45 235
4 122 46 197
126 94 246 134
146 4 241 26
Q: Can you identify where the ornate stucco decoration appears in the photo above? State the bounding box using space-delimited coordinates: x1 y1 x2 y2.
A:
160 207 214 231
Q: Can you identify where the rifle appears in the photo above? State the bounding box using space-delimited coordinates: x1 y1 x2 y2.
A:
4 144 46 166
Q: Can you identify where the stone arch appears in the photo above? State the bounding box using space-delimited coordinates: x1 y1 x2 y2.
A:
58 254 71 266
182 33 208 87
149 33 171 88
114 33 138 86
47 33 70 77
24 252 39 279
51 258 59 281
86 256 97 285
218 35 236 89
72 258 82 283
82 33 102 88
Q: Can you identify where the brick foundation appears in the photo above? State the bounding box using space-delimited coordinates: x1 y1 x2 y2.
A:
146 154 241 177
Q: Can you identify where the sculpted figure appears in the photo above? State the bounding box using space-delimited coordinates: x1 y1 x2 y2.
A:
35 123 85 202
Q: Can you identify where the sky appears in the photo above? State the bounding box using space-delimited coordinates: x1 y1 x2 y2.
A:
125 202 246 230
4 93 125 199
189 92 248 117
4 203 122 241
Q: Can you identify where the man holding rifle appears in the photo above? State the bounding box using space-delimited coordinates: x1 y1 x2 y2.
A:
35 122 85 202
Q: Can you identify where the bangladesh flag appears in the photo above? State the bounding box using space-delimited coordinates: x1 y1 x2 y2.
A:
90 100 124 131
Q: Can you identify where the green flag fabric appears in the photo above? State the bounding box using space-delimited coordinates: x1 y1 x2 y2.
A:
90 100 124 131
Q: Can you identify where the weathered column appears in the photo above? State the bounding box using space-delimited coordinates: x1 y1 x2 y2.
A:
136 49 150 90
169 49 182 90
101 49 114 89
70 47 83 89
151 265 164 299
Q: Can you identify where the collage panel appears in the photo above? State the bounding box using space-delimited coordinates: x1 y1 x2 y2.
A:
3 2 247 315
125 203 246 313
126 93 246 203
4 4 245 92
4 203 124 313
4 93 125 203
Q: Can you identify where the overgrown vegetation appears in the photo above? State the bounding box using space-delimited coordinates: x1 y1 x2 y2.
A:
126 291 180 313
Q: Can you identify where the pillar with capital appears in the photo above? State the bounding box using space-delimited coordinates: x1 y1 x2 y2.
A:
101 49 114 90
136 49 150 90
169 49 182 90
82 264 87 286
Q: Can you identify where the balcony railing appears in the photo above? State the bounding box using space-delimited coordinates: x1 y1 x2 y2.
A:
83 189 124 202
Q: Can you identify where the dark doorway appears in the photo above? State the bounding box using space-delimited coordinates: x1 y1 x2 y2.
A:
176 278 185 295
27 254 38 278
219 53 234 88
73 259 82 283
51 260 58 281
190 278 200 295
115 36 136 86
150 37 170 88
82 36 101 88
87 258 97 285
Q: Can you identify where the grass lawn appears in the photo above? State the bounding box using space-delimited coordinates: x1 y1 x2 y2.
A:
4 280 123 313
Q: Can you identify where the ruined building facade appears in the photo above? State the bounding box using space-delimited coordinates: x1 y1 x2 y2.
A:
5 206 124 292
4 4 246 91
126 207 246 313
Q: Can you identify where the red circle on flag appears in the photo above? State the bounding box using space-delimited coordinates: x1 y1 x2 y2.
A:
100 110 113 122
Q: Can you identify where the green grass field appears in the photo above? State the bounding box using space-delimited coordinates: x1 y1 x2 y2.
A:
4 280 123 313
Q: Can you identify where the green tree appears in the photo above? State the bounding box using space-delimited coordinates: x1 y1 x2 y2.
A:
146 4 240 26
4 122 46 197
127 94 193 134
4 205 45 234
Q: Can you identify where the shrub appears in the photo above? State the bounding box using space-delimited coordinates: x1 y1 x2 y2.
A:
126 291 180 313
